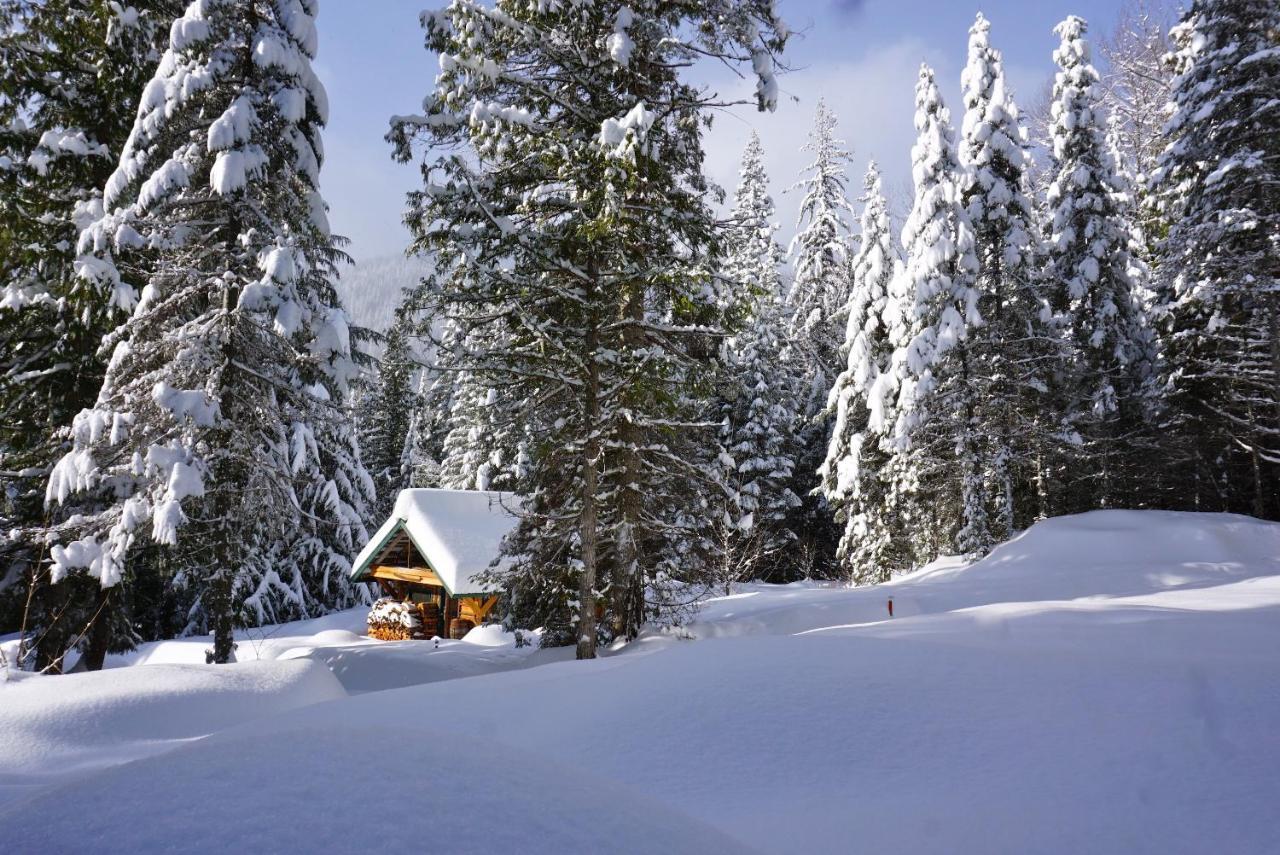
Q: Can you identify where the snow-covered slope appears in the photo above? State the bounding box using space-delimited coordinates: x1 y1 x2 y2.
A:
2 511 1278 854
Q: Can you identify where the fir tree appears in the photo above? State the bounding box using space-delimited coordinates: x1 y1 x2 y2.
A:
890 64 987 559
787 98 855 413
1046 16 1152 510
1152 0 1280 516
389 0 787 658
43 0 371 664
358 314 418 517
399 315 465 489
716 132 801 585
819 162 903 583
957 12 1057 537
0 0 182 670
784 99 854 578
436 353 527 493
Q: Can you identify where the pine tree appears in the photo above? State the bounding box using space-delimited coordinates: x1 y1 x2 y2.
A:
890 64 987 559
787 99 855 412
957 12 1057 537
398 315 464 489
43 0 371 663
436 354 527 493
784 99 854 578
716 132 801 585
358 314 418 517
0 0 182 670
1046 15 1152 510
819 162 903 582
1152 0 1280 516
389 0 787 658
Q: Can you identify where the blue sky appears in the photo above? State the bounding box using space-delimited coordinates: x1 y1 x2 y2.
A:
314 0 1134 264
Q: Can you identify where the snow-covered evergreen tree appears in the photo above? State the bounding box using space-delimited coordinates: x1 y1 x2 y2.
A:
358 315 418 517
819 162 904 583
43 0 371 663
957 12 1057 537
1097 3 1176 333
715 132 801 585
783 100 854 578
1046 15 1152 509
787 99 855 411
720 132 784 327
389 0 787 658
890 64 988 559
436 353 527 493
1152 0 1280 515
0 0 182 670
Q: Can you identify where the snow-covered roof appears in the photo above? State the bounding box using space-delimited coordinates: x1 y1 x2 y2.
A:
351 489 520 596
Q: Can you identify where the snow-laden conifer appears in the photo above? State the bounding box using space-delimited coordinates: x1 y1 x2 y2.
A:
819 162 903 582
390 0 787 658
782 100 854 577
1046 15 1152 508
43 0 371 663
957 13 1057 536
787 99 855 408
715 132 801 585
890 64 989 559
1152 0 1280 514
358 315 418 517
0 0 182 671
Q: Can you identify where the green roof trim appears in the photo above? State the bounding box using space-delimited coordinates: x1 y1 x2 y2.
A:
352 518 494 599
350 517 406 580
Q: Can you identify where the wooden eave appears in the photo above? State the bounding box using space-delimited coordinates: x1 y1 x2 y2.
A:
353 519 494 598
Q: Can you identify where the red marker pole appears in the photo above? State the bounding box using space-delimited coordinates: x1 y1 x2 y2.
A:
887 597 894 618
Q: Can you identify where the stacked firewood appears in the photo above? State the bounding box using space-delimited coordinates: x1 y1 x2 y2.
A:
366 598 425 641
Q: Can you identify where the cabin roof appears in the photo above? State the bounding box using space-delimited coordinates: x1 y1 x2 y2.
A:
351 489 520 596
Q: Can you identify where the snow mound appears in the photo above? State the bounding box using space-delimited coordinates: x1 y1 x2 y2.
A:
686 510 1280 638
4 510 1278 853
913 509 1280 595
0 660 344 802
0 723 753 855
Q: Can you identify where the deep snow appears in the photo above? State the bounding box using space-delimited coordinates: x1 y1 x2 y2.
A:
2 510 1278 854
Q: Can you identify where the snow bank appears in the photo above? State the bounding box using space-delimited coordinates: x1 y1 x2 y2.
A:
0 660 344 804
4 511 1278 853
0 723 753 855
686 510 1280 639
96 605 552 694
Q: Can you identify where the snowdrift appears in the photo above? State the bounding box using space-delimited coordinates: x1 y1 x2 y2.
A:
0 722 753 855
0 660 344 804
2 510 1278 853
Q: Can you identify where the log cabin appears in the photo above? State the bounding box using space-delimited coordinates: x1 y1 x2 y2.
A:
350 489 519 639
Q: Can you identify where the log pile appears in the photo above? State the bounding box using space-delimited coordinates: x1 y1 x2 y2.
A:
367 598 425 641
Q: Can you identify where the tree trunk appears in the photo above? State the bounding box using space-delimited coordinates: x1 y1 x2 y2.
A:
206 250 242 666
576 315 601 661
80 587 113 671
612 281 646 641
1268 294 1280 517
206 564 236 664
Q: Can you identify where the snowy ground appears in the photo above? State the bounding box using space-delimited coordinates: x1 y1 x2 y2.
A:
2 510 1278 853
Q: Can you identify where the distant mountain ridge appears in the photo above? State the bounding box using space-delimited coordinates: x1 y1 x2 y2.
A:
334 254 432 333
